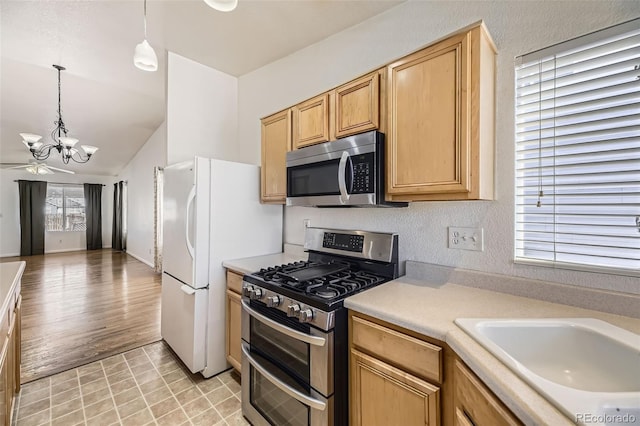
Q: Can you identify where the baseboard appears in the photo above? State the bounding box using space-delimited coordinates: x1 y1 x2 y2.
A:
126 251 154 268
0 252 20 258
45 247 86 254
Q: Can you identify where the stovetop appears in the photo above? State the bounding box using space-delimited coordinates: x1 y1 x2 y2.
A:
243 228 399 313
244 258 391 311
258 259 385 296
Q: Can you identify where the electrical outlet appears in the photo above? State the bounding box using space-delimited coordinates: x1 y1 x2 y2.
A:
303 219 311 228
448 227 484 251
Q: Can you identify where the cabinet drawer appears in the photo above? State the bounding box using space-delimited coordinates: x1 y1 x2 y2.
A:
351 315 442 383
226 271 244 294
454 358 521 426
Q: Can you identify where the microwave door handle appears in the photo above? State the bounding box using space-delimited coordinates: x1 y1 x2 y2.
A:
241 344 327 411
338 151 351 204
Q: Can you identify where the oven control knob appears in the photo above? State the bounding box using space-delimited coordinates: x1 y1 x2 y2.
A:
250 288 263 300
299 308 314 323
266 295 281 307
242 285 254 298
287 304 301 317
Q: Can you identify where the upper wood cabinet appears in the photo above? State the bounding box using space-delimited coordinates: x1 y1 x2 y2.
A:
292 93 330 149
334 70 382 139
260 22 496 203
260 109 291 204
386 24 496 201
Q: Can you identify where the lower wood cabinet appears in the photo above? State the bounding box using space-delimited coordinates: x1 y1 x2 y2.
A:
0 343 7 426
0 291 21 425
13 295 20 395
225 270 243 371
351 348 439 426
453 358 522 426
349 311 522 426
350 312 444 426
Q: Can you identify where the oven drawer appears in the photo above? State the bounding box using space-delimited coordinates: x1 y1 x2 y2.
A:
351 315 442 383
242 342 333 426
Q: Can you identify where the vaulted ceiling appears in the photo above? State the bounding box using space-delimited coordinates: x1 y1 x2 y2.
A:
1 0 403 176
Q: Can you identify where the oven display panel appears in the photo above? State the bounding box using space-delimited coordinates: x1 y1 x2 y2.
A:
323 232 364 253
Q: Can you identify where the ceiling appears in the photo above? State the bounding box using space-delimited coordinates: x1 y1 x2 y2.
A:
0 0 403 176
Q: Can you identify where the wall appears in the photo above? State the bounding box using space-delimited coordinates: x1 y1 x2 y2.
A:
237 1 640 295
166 52 239 164
0 169 113 257
117 121 167 267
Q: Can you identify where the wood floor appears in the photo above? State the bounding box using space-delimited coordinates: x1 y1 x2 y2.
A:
1 249 161 384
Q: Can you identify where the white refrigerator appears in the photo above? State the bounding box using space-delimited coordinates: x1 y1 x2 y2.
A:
161 157 282 377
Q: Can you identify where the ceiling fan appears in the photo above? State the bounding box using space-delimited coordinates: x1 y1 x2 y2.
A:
0 161 75 175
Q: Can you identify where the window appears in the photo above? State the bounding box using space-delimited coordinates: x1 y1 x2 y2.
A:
514 19 640 274
45 184 86 232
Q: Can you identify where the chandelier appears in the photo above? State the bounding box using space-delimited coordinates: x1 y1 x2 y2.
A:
19 65 98 164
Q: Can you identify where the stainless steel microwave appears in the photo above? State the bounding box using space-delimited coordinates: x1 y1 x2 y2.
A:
286 131 407 207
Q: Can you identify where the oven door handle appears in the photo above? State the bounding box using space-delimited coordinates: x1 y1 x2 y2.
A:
241 300 326 347
241 344 327 411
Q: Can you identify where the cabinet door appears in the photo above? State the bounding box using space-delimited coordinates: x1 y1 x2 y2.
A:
387 31 471 197
0 337 7 426
13 296 20 394
454 358 521 426
6 314 15 424
351 349 439 426
261 109 292 203
292 93 330 149
334 72 380 138
225 289 242 371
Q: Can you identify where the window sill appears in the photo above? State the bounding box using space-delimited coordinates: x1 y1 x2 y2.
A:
514 258 639 278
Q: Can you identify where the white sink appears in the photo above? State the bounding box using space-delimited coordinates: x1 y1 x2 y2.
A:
455 318 640 426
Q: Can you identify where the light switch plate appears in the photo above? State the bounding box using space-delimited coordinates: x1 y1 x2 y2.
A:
448 227 484 251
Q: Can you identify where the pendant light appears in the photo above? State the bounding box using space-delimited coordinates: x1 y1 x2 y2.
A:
134 0 158 71
203 0 238 12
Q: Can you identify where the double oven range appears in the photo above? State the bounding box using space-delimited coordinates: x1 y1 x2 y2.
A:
241 228 399 426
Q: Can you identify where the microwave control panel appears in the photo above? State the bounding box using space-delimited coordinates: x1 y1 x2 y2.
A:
351 153 374 193
323 232 365 253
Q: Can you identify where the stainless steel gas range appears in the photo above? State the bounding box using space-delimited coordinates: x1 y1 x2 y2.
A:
241 227 399 426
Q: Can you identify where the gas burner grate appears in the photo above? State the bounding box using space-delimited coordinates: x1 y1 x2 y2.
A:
280 270 387 301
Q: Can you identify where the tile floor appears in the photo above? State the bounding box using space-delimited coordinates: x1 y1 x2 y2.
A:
13 341 250 426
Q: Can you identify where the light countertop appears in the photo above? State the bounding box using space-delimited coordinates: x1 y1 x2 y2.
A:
345 276 640 426
0 261 25 322
222 244 308 275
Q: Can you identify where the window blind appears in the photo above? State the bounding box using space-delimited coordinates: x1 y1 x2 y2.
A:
45 184 86 232
514 19 640 274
